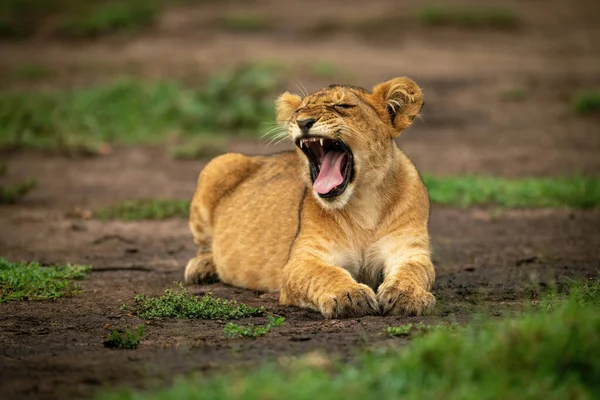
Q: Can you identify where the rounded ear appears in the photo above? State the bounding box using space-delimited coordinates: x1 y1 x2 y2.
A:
275 92 302 124
372 77 423 135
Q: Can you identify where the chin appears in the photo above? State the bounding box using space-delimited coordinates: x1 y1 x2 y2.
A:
313 184 355 211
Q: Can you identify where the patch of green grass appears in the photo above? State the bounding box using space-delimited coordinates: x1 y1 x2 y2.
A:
0 0 208 39
0 164 37 204
98 278 600 400
568 276 600 307
95 199 190 221
501 87 527 101
93 176 600 218
0 0 156 39
385 322 459 337
0 257 90 302
218 13 273 32
572 90 600 115
0 64 282 153
170 137 227 160
126 283 264 320
424 175 600 208
10 64 54 80
385 323 413 336
104 324 145 349
224 315 285 339
0 178 37 203
59 1 158 38
418 7 519 29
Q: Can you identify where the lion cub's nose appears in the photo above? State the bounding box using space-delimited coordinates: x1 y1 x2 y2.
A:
297 118 317 134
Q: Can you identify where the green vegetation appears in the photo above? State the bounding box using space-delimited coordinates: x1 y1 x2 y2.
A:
0 178 37 203
224 315 285 339
95 176 599 218
218 13 273 32
309 9 517 37
0 0 216 39
385 324 413 336
170 137 227 160
104 325 145 349
95 199 190 220
98 278 600 400
423 175 600 208
9 64 54 81
126 284 264 320
0 257 90 302
572 90 600 115
385 322 457 337
0 164 37 204
59 1 157 38
501 87 527 101
0 64 282 153
418 7 519 29
569 277 600 307
0 0 158 38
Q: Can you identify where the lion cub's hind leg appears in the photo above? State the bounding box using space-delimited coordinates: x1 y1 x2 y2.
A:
185 217 218 284
185 192 218 284
185 153 262 285
185 252 219 284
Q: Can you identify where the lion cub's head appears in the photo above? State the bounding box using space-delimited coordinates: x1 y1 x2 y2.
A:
275 77 423 210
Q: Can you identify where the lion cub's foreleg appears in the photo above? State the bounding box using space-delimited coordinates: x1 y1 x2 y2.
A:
374 235 436 316
280 253 379 319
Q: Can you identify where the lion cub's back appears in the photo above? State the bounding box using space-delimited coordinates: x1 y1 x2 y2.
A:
211 151 305 291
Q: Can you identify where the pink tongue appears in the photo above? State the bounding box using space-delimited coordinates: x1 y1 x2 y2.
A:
313 151 347 194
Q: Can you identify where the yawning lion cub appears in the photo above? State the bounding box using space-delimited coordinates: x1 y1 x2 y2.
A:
185 77 435 318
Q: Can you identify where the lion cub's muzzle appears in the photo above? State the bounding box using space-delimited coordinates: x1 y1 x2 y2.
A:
296 136 354 198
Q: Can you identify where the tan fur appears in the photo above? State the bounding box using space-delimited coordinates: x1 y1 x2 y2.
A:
185 77 435 318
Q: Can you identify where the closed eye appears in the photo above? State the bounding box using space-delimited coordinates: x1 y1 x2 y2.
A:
334 104 356 109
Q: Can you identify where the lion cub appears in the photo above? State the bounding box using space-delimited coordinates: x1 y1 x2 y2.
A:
185 77 435 318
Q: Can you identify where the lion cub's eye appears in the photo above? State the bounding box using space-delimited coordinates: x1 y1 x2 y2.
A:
334 104 356 109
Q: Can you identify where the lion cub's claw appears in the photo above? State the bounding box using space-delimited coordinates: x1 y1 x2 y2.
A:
318 284 379 319
377 282 435 316
184 255 219 284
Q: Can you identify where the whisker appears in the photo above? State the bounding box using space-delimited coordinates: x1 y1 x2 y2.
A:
266 134 289 145
261 123 291 146
293 79 308 98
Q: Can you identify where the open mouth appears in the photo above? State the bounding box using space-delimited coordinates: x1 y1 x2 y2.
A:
295 136 354 198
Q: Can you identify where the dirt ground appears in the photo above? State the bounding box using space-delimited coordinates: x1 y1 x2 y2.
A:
1 0 599 399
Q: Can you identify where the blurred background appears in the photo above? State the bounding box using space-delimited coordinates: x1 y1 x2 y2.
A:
0 0 599 250
0 0 598 178
1 2 599 398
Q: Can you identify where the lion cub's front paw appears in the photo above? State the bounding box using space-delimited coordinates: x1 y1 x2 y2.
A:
184 254 219 284
377 280 435 316
318 283 379 319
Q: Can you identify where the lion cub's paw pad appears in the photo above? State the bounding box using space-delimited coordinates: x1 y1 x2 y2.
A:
377 283 435 316
318 284 379 319
184 256 219 284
